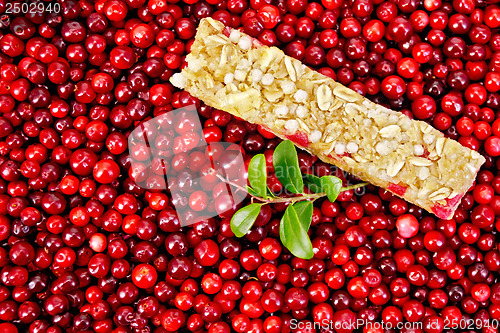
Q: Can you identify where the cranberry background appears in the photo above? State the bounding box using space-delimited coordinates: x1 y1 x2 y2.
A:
0 0 499 332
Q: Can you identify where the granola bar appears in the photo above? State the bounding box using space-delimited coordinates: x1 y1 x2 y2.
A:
170 17 486 220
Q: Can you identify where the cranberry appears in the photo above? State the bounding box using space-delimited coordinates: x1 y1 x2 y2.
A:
132 264 158 289
388 17 414 42
194 239 220 266
162 309 186 331
412 95 437 119
381 75 406 99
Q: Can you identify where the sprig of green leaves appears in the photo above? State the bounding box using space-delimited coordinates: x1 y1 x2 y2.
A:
230 140 366 259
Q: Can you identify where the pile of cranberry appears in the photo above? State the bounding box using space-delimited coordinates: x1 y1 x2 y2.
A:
0 0 500 332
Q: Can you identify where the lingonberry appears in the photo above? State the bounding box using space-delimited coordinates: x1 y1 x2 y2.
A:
331 244 350 265
162 309 186 331
194 239 220 266
201 272 223 294
259 238 281 260
93 160 120 184
396 214 419 238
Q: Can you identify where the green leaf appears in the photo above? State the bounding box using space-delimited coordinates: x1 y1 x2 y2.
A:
247 185 276 199
230 204 262 237
266 187 277 198
273 140 303 194
304 174 343 202
293 201 314 227
304 174 342 202
248 154 267 198
320 176 343 202
303 173 322 193
246 186 260 197
279 201 313 259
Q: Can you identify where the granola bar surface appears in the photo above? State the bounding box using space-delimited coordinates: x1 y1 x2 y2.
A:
170 17 486 220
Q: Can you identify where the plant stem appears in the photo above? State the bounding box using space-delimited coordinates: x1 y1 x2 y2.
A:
216 174 368 204
342 182 369 191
